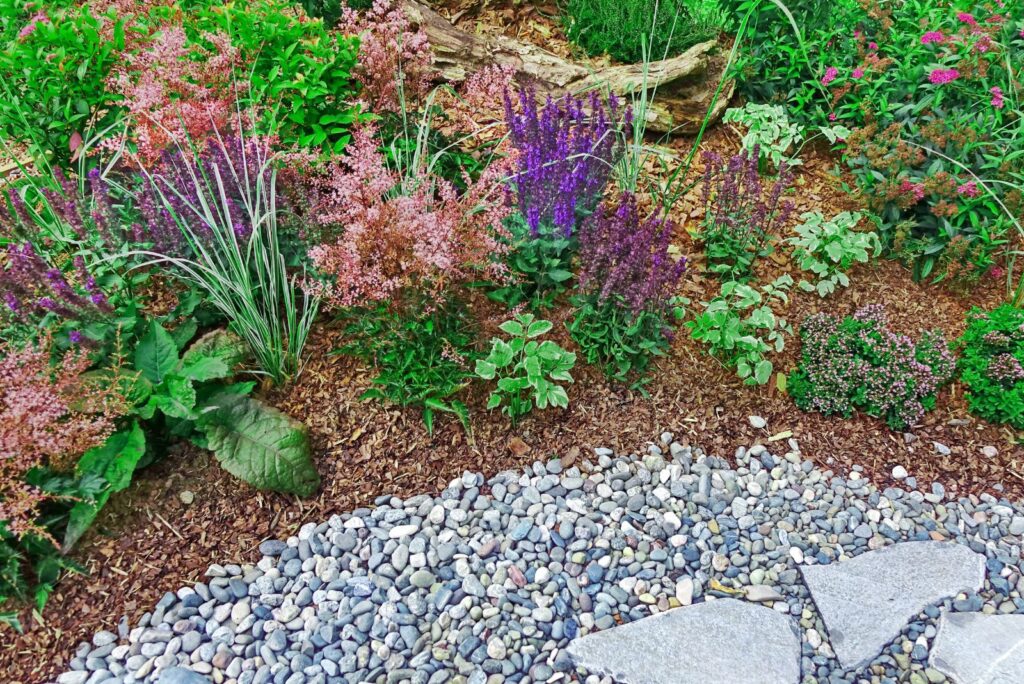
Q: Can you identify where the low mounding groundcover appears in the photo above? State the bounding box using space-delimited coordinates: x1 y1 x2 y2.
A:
0 0 1022 677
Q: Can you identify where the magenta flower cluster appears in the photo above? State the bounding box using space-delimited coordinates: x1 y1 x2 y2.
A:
503 88 627 237
789 305 955 429
577 191 686 315
928 68 961 84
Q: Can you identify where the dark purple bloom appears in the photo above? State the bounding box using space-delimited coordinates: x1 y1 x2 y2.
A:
578 191 686 314
504 88 627 237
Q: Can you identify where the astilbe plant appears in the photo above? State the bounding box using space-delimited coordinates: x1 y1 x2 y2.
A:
504 88 628 237
569 192 686 385
699 145 794 280
0 338 123 543
956 305 1024 429
105 26 239 166
305 126 511 310
338 0 432 113
789 305 956 430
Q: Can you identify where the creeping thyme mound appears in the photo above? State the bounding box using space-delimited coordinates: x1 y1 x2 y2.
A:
789 304 955 429
957 305 1024 429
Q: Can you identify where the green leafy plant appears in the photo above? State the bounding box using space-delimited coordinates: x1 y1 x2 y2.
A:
337 303 476 435
475 314 576 424
687 275 793 384
488 215 576 310
788 211 880 297
957 305 1024 429
723 103 803 169
562 0 726 64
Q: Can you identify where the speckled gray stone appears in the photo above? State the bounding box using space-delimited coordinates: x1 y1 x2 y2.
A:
566 598 801 684
802 541 985 669
929 611 1024 684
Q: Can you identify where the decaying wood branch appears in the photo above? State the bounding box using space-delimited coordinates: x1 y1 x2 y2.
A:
401 0 733 134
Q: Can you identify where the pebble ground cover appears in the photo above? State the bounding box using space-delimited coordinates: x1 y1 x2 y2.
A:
0 0 1023 681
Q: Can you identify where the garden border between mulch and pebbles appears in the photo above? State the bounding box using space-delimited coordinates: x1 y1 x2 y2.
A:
56 431 1024 684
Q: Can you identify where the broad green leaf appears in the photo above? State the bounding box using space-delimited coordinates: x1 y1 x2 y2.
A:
198 393 320 497
181 356 231 383
475 360 497 379
526 319 553 338
135 321 178 383
182 329 251 370
754 359 773 384
499 319 525 337
64 422 146 550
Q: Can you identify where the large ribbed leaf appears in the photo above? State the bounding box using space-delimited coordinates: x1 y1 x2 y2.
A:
198 393 319 497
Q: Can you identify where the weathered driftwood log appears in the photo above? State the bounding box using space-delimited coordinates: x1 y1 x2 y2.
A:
401 0 733 134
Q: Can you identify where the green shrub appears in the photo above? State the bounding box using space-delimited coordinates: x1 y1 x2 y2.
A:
337 303 476 434
723 103 804 169
787 211 880 297
957 305 1024 429
0 1 125 168
687 275 793 385
488 215 576 310
475 314 576 424
562 0 726 64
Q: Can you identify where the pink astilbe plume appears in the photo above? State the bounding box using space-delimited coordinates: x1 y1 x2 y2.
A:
444 64 517 136
106 27 239 166
0 339 124 542
304 127 510 309
338 0 432 113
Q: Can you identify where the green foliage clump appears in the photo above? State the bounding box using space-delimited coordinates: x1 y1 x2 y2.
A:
562 0 726 64
338 304 477 435
488 215 576 310
475 314 576 424
788 211 880 297
957 305 1024 429
724 103 804 169
687 275 793 385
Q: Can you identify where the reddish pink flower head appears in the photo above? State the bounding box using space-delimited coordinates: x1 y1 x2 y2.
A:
957 181 980 198
991 86 1005 109
852 67 864 79
928 68 960 85
957 12 978 27
921 31 944 45
821 67 839 86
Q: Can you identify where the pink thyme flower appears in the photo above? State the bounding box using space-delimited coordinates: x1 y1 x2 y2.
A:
821 67 839 86
957 181 979 198
921 31 944 44
928 68 960 85
852 67 864 79
991 86 1005 109
957 12 978 27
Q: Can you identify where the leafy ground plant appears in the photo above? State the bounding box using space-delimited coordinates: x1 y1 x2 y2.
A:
723 103 803 170
337 303 476 435
562 0 726 64
687 275 793 384
475 314 576 424
789 304 955 429
788 210 880 297
956 305 1024 429
487 214 576 310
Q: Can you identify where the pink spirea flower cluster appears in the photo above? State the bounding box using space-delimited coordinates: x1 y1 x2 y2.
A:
303 127 511 309
0 340 121 542
900 179 926 201
105 27 239 166
17 11 48 39
921 31 945 44
990 86 1005 109
957 181 980 198
821 67 839 86
928 68 960 84
957 12 978 27
338 0 432 114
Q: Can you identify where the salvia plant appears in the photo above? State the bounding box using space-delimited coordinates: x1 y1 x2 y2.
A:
503 87 628 238
789 305 956 430
569 192 687 386
699 145 795 280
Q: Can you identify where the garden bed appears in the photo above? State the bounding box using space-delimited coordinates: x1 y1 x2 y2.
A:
1 0 1022 681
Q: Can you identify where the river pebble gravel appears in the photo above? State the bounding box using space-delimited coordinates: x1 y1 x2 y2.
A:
56 433 1024 684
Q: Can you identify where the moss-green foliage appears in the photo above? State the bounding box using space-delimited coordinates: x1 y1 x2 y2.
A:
562 0 726 64
957 305 1024 429
298 0 373 27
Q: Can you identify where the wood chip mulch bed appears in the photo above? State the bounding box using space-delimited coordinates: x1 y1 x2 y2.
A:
3 86 1022 684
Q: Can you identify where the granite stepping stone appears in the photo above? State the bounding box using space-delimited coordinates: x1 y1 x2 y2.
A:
566 598 801 683
801 541 985 670
929 612 1024 684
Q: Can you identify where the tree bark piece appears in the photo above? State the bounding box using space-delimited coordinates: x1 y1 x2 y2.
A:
401 0 733 135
